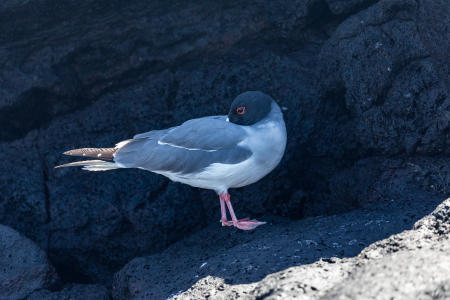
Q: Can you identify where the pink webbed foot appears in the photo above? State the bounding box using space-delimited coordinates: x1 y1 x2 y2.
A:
220 219 233 226
233 219 266 230
219 193 266 230
220 218 265 230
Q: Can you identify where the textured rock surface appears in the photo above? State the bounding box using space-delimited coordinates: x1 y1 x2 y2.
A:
0 0 448 291
112 197 449 300
27 284 110 300
325 0 377 15
0 224 59 300
316 0 449 157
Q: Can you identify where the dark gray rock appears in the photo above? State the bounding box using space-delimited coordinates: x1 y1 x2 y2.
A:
112 170 447 299
0 0 31 11
0 224 58 300
325 0 378 15
316 0 449 158
144 197 449 300
27 284 110 300
416 0 450 89
321 199 450 300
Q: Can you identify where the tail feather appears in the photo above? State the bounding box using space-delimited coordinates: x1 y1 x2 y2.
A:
55 160 119 171
63 147 116 160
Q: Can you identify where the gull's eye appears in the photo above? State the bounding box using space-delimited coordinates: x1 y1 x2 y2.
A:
236 106 246 115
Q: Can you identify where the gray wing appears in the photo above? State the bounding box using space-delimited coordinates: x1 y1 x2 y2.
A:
114 116 252 174
159 116 242 150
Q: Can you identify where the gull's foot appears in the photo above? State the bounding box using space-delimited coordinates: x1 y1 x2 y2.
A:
220 218 265 229
220 219 233 226
233 218 266 230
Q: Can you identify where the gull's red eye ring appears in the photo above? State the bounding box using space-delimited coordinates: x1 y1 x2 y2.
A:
236 106 246 115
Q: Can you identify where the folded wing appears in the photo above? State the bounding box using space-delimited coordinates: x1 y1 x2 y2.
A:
114 116 252 174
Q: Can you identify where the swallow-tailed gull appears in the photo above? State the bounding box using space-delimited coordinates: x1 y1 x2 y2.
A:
56 91 287 230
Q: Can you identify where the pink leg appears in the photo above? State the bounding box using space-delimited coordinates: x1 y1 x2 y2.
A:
219 193 266 230
219 195 232 226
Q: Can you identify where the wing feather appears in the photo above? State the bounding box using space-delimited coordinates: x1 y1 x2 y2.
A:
114 116 252 174
159 116 244 150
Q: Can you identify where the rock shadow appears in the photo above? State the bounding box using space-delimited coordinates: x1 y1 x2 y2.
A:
112 191 445 299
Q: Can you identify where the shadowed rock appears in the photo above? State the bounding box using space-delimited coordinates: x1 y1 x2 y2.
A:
129 198 448 300
0 224 59 300
111 184 447 299
27 284 110 300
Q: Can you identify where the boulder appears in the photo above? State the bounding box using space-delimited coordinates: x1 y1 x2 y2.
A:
0 224 58 300
316 0 449 158
27 284 110 300
167 198 450 299
326 0 379 15
112 183 448 299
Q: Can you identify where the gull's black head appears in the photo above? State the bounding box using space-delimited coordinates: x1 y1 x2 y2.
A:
228 91 273 126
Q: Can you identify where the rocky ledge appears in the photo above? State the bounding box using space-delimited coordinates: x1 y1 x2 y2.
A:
113 195 449 300
1 196 448 299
